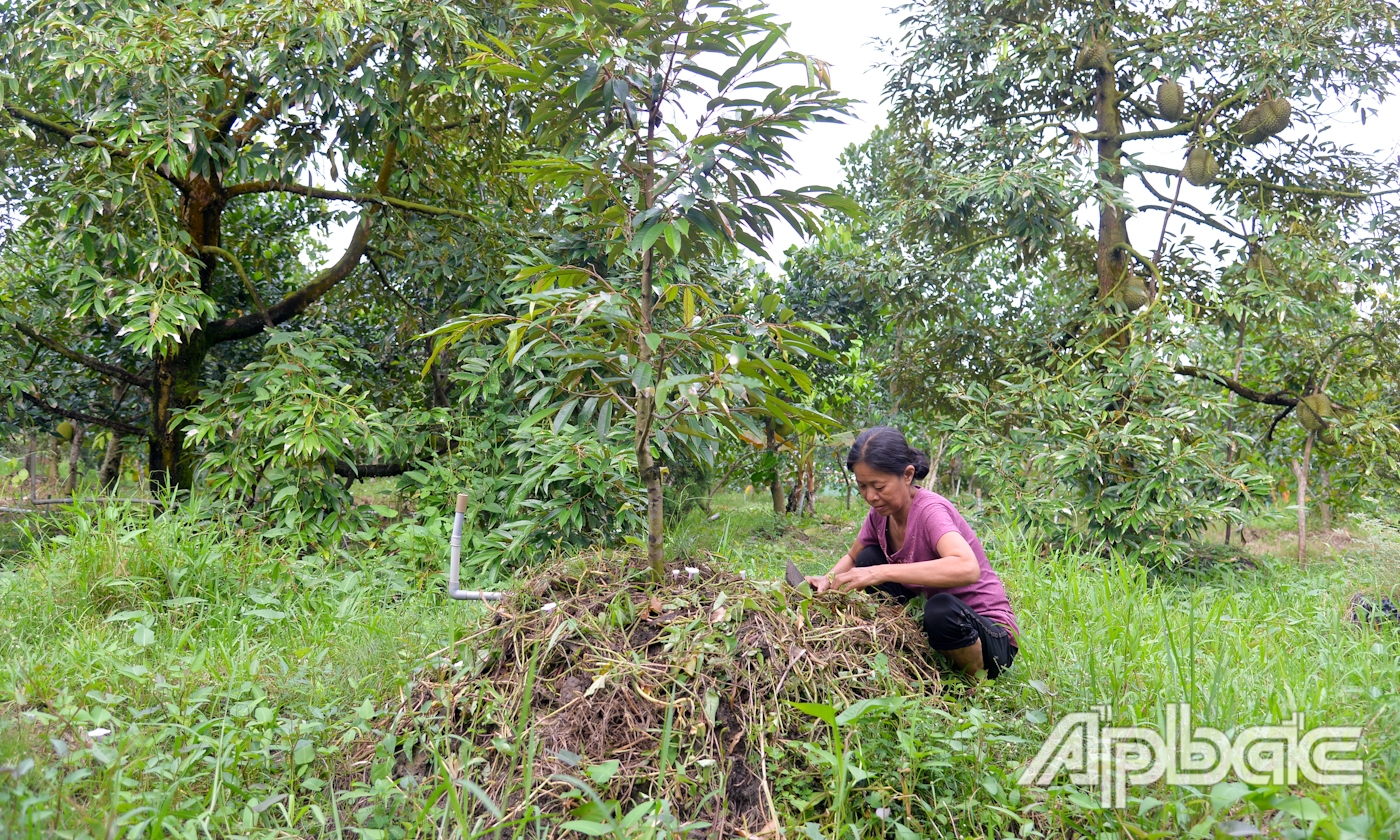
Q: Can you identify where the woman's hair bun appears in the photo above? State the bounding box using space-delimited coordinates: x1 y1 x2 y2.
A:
846 426 932 481
909 447 931 480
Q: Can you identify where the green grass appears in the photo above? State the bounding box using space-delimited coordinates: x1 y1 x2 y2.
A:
2 493 1398 838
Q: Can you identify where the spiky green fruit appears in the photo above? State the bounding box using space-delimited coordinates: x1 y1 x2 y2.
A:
1182 145 1219 186
1296 394 1332 432
1121 274 1149 310
1235 105 1270 145
1247 249 1278 279
1256 98 1292 138
56 420 74 441
1075 40 1109 72
1157 79 1185 121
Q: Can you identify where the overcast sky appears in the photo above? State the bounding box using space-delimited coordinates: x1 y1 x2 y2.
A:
754 0 905 264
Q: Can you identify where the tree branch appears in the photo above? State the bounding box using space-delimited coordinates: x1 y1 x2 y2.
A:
11 323 152 388
198 245 274 328
1224 176 1383 200
21 391 145 436
209 89 405 345
332 460 413 479
231 37 384 147
1116 120 1197 143
224 180 477 219
231 97 282 147
1139 161 1387 200
206 216 373 343
1082 118 1196 142
1137 174 1247 239
3 105 185 190
1174 365 1297 407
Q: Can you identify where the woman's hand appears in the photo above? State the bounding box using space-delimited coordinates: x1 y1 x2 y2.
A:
831 565 885 593
806 574 832 594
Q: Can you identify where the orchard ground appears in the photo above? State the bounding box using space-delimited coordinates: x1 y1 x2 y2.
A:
1 492 1398 839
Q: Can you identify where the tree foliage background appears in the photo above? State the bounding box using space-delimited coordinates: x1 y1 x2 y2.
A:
785 0 1400 561
3 0 1399 571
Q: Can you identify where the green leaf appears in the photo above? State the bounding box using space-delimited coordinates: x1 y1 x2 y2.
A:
292 738 315 765
814 191 866 218
892 822 920 840
835 696 903 726
791 701 837 728
585 759 620 785
1210 781 1251 812
244 609 287 621
574 61 600 104
559 821 614 837
633 220 668 254
105 610 149 623
133 625 155 647
1274 796 1325 822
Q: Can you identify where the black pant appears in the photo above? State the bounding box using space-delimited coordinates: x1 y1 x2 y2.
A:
854 545 1017 679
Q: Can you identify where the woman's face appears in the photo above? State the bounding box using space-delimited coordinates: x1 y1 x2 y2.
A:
853 461 915 516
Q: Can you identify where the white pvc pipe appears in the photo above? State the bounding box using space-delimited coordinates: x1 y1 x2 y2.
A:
447 493 503 601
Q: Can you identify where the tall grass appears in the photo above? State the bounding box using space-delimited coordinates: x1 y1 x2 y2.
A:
2 495 1397 838
0 500 475 838
678 496 1400 838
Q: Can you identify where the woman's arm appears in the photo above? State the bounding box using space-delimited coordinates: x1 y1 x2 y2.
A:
806 537 866 594
831 531 981 592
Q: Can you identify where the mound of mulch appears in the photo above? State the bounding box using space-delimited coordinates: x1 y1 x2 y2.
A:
393 552 945 835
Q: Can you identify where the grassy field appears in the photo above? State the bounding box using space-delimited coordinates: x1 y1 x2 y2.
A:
1 493 1397 838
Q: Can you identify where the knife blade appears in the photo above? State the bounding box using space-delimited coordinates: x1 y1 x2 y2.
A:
785 558 811 594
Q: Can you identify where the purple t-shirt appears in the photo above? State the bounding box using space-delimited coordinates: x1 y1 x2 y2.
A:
856 489 1020 638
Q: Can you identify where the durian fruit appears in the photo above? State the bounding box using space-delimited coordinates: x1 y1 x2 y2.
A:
1157 79 1185 121
1121 274 1149 310
1296 393 1333 433
1235 98 1291 145
1245 247 1278 279
1182 145 1219 186
1234 106 1266 144
1256 97 1292 138
1074 39 1110 72
56 420 74 441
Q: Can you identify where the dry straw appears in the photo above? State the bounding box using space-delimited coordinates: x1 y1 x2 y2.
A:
383 552 944 834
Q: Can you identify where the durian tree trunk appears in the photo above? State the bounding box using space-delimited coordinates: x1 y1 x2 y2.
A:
1223 318 1246 545
98 434 124 494
149 173 224 496
1292 431 1315 566
928 436 947 492
149 337 210 494
634 116 665 582
765 419 784 516
97 382 130 495
635 241 664 579
62 420 85 496
1093 53 1134 337
25 431 38 503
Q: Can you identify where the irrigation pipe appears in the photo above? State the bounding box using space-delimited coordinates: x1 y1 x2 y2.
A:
447 493 504 601
1 497 160 513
